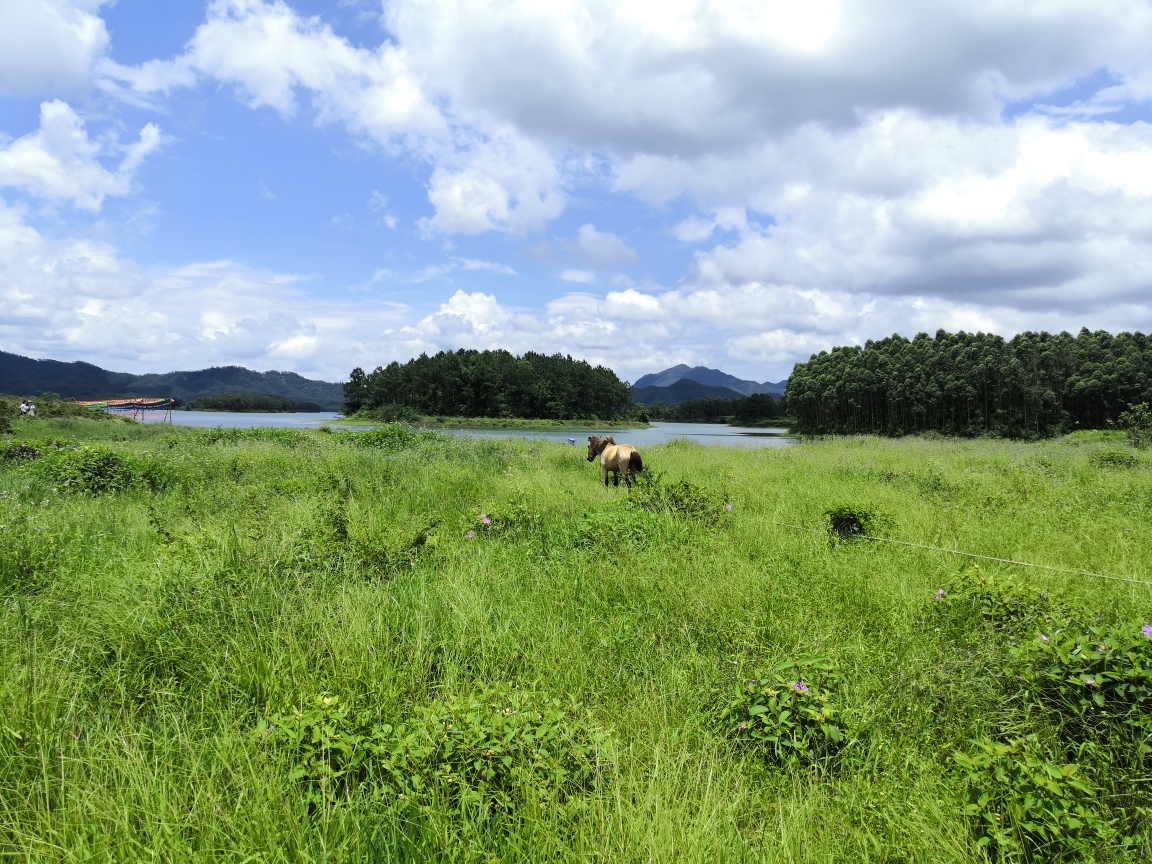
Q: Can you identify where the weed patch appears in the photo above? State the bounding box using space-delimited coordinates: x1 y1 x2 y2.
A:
627 472 724 522
260 686 612 819
1091 450 1140 469
337 424 439 451
954 735 1114 861
933 567 1063 633
1011 622 1152 740
719 658 848 765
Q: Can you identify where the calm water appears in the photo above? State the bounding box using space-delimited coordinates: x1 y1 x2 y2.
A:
146 412 795 448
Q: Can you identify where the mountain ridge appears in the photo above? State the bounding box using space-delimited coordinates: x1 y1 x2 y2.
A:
632 378 749 405
633 364 786 396
0 351 345 410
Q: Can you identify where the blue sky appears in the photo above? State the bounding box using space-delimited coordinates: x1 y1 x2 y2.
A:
2 1 1152 384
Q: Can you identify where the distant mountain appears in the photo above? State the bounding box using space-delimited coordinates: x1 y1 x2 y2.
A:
633 364 786 396
632 378 748 405
0 351 345 411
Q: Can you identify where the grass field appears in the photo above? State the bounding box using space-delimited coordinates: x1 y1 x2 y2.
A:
1 418 1150 862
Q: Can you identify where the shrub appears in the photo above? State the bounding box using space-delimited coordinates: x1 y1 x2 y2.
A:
933 567 1061 632
1116 402 1152 449
31 446 174 495
954 735 1114 861
825 505 878 541
471 504 539 538
628 472 723 522
0 441 43 462
260 686 612 818
1010 622 1152 738
719 658 848 764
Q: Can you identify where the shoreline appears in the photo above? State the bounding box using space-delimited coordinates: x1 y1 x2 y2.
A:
329 415 652 430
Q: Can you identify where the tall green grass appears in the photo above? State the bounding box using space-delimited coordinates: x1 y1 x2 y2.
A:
1 420 1149 861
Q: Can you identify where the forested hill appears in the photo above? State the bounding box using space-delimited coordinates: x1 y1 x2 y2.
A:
0 351 344 410
788 328 1152 437
343 350 632 420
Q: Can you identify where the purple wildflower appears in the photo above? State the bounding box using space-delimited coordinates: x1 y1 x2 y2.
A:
935 589 946 599
1085 678 1098 688
726 504 733 512
737 723 747 731
1039 634 1049 642
1143 624 1152 638
791 681 810 695
466 531 475 539
482 517 491 525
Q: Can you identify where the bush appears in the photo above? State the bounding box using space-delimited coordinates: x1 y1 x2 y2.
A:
31 446 174 495
825 505 878 540
1010 622 1152 738
1116 402 1152 449
719 658 848 764
260 686 612 818
933 567 1061 633
627 472 724 522
954 735 1114 860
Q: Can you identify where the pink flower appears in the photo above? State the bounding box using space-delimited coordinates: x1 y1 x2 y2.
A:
1143 624 1152 638
1039 634 1049 642
935 589 946 599
466 531 475 539
737 723 747 730
1085 678 1098 688
726 504 733 512
790 681 810 695
482 517 491 525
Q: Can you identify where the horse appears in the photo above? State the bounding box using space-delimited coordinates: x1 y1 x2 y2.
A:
587 435 644 488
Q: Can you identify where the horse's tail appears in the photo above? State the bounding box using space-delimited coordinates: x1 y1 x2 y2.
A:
629 450 643 473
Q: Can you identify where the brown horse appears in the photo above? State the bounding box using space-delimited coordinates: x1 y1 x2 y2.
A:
587 435 644 488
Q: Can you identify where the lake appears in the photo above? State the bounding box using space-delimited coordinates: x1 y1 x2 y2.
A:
156 411 797 448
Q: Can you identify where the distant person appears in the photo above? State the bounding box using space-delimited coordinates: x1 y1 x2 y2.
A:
19 400 35 417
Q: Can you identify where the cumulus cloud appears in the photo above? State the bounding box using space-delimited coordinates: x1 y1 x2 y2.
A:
0 199 411 379
0 0 110 97
0 100 161 210
389 0 1152 155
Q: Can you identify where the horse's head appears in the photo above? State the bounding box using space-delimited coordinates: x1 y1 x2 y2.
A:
586 435 607 461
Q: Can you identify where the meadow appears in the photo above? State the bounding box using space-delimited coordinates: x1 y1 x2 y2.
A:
1 417 1150 862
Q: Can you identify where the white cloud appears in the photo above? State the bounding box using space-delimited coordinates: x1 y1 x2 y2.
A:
569 223 639 268
0 0 110 97
0 198 410 379
560 269 596 283
0 101 161 210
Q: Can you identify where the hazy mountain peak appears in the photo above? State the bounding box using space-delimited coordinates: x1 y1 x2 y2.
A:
634 365 785 396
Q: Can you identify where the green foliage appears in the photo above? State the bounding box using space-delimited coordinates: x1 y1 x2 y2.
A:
1116 402 1152 449
788 328 1152 437
934 567 1061 633
0 440 44 462
472 503 539 538
1011 622 1152 734
719 658 847 764
954 735 1114 861
343 349 632 420
261 687 612 819
354 402 423 423
182 392 299 412
337 423 438 451
825 504 878 540
641 393 785 425
1090 449 1140 468
30 445 174 495
189 426 313 448
626 472 724 522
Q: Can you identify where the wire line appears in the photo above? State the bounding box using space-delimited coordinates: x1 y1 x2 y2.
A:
769 521 1152 587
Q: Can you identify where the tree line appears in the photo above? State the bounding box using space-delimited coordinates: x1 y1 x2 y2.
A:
343 350 633 420
642 393 786 425
788 328 1152 437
